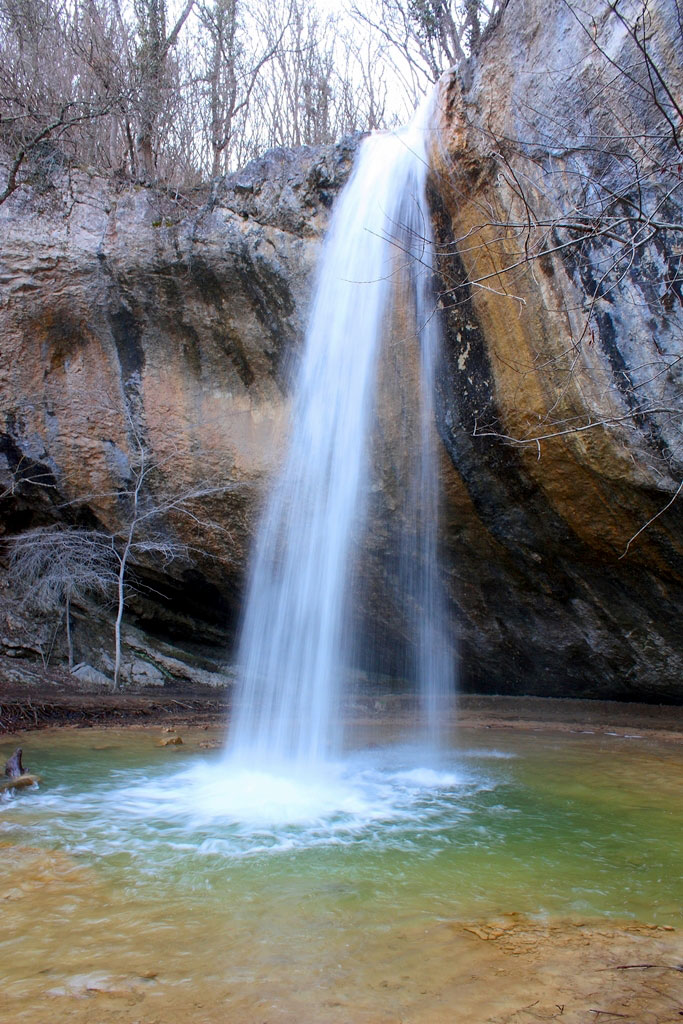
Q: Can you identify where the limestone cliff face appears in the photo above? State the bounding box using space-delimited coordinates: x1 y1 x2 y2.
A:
0 141 356 678
427 0 682 699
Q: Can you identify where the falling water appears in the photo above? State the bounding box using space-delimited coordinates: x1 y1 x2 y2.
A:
227 102 453 768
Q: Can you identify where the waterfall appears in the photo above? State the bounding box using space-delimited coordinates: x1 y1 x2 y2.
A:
227 103 454 768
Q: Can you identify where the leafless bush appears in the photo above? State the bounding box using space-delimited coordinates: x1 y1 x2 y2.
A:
8 527 117 669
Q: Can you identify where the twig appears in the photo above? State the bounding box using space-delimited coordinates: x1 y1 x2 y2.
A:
619 480 683 558
603 963 683 972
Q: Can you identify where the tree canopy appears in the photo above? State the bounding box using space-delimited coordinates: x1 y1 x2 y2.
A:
0 0 499 196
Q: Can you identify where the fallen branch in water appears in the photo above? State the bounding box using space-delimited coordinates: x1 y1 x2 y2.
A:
1 746 40 792
4 746 24 777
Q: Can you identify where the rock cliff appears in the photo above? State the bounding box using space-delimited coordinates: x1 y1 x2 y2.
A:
0 0 681 701
0 141 357 684
428 0 682 700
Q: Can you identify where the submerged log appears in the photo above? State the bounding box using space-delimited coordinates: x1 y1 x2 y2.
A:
0 773 40 793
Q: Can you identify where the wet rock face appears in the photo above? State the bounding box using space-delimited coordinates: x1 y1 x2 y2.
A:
427 0 682 700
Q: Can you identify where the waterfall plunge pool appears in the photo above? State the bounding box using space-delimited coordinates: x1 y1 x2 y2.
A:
1 723 681 1022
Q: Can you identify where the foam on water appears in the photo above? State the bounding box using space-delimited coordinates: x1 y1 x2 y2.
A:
1 733 681 926
104 750 471 832
0 748 493 865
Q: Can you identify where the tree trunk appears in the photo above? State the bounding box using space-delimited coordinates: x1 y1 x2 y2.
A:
113 523 135 690
65 593 73 670
114 554 126 689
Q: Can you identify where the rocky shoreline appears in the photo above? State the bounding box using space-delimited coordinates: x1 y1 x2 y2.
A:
2 678 681 738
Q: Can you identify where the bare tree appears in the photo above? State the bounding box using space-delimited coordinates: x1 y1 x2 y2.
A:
131 0 195 180
335 31 395 135
191 0 288 175
61 383 245 688
7 527 117 669
0 0 128 203
0 0 406 194
103 424 235 688
248 0 396 153
3 396 240 688
350 0 503 104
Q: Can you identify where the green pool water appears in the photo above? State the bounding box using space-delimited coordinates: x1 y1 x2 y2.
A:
0 723 680 1022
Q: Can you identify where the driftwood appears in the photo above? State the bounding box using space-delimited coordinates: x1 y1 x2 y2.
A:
0 774 39 793
4 746 24 778
0 747 40 793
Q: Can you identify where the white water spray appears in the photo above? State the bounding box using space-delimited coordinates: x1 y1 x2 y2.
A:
227 102 454 768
